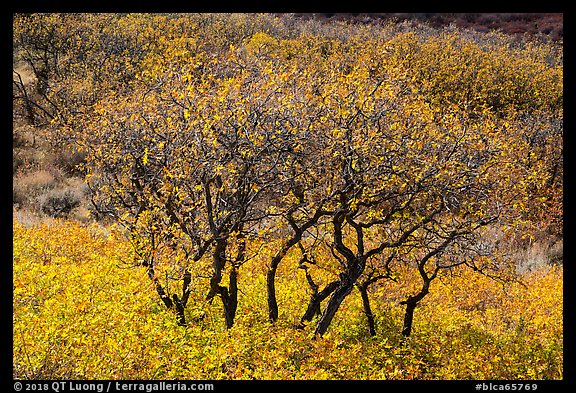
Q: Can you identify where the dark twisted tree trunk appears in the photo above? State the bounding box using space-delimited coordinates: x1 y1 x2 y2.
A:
299 280 340 327
357 281 377 336
266 266 279 323
312 203 369 337
221 267 238 329
401 301 418 337
206 237 239 329
173 270 192 326
313 278 356 337
400 281 430 337
146 262 192 326
267 208 328 323
267 243 297 323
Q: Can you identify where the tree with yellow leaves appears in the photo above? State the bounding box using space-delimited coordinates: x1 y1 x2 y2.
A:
18 13 561 339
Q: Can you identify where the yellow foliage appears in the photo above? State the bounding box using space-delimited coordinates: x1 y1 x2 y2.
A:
13 217 562 379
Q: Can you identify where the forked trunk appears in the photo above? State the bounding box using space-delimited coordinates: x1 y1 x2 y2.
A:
300 280 339 326
313 279 355 337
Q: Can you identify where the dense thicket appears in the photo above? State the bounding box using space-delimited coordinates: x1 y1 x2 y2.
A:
13 13 562 339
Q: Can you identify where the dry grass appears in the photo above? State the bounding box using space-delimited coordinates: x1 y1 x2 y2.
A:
516 239 563 274
13 167 89 219
13 169 57 196
13 107 89 219
13 62 37 86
